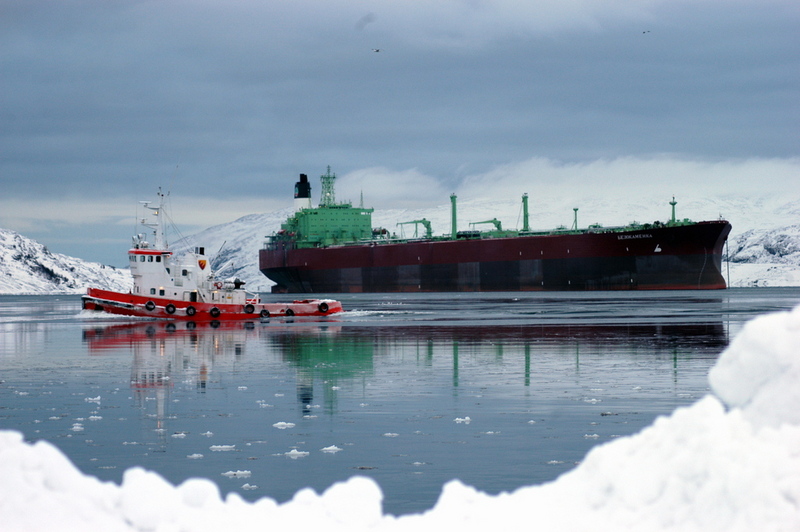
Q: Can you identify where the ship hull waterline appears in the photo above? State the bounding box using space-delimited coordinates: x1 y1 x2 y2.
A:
82 288 342 320
260 221 731 293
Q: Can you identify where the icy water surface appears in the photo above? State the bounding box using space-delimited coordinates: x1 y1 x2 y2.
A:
1 289 798 515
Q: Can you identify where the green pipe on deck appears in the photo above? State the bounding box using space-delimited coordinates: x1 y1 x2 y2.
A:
450 194 457 239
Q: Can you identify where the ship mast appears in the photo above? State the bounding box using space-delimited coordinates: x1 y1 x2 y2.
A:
670 196 677 225
140 189 168 250
320 165 336 206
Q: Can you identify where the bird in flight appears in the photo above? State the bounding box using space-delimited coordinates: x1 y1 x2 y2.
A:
372 48 381 52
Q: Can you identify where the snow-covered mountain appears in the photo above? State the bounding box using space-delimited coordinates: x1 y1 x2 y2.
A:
0 228 132 295
2 194 798 294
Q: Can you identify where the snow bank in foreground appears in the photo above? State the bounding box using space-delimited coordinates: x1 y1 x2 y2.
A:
2 307 800 531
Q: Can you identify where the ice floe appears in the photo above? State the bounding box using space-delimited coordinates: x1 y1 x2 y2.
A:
221 471 251 479
321 445 342 454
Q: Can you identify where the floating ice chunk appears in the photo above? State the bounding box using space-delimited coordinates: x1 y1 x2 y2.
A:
331 386 341 390
383 433 399 437
584 434 600 439
241 483 258 490
584 398 601 404
209 445 235 451
221 470 251 478
237 386 247 391
527 420 537 424
171 433 187 439
321 445 342 453
88 416 102 421
272 422 295 429
70 424 84 432
84 396 101 403
454 417 471 424
285 449 309 459
201 431 213 437
187 454 203 459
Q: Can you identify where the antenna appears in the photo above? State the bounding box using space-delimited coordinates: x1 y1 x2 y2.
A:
320 166 336 206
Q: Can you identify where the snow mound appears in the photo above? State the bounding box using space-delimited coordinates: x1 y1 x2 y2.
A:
709 304 800 428
2 306 800 531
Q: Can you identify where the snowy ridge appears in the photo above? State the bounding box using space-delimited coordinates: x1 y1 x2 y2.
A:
0 228 132 295
2 304 800 530
2 194 798 294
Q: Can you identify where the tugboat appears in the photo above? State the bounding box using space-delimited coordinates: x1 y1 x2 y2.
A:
82 190 342 320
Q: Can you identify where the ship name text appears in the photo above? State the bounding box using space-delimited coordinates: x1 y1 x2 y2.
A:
617 234 653 240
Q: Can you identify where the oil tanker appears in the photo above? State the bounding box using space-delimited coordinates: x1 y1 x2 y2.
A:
259 168 731 293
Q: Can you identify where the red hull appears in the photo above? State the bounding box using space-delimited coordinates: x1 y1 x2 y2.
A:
82 288 342 320
260 221 731 292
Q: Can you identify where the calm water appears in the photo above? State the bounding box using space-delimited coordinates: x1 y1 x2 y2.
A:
1 289 798 515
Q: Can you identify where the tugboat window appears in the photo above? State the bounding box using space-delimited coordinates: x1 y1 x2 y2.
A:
150 288 156 295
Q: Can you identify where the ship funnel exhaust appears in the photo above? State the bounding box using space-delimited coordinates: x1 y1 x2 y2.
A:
294 173 312 211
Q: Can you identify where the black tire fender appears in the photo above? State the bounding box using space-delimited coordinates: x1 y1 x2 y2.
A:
244 304 255 314
145 301 156 311
209 307 221 318
318 302 329 313
186 306 196 317
285 308 294 317
165 303 176 314
260 309 270 318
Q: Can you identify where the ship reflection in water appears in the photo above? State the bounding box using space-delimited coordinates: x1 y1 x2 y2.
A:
82 317 727 426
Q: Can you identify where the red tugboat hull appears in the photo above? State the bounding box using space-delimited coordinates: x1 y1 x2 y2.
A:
82 287 341 320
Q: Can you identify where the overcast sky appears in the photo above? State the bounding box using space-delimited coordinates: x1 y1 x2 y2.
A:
1 0 798 265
